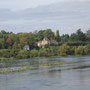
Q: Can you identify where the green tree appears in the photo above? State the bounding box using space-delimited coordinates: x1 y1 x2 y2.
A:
27 33 37 49
30 49 39 57
1 30 7 34
16 50 30 59
76 29 86 41
56 30 61 42
0 38 5 49
43 29 55 40
84 44 90 55
36 30 45 40
70 33 77 41
86 29 90 41
61 34 69 43
13 42 21 49
75 46 85 55
58 44 71 56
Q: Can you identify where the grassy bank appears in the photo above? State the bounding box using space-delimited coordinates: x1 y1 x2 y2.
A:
0 57 15 60
0 44 90 60
0 66 34 73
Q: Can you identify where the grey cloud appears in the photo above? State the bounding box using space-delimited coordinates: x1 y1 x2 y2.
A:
0 2 90 21
0 1 90 34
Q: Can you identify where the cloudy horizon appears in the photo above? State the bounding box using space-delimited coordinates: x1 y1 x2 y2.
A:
0 0 90 34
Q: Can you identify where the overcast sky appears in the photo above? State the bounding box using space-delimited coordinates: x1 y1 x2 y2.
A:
0 0 63 11
0 0 90 34
0 0 90 11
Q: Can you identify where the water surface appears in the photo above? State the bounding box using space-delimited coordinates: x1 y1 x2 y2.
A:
0 56 90 90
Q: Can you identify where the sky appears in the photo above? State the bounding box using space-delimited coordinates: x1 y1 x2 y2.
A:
0 0 90 11
0 0 62 11
0 0 90 34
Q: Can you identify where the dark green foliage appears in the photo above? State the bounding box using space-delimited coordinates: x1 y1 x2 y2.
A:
36 30 45 40
30 49 39 57
0 28 89 50
58 44 71 56
0 38 5 49
84 44 90 55
13 42 21 49
56 30 61 42
76 29 86 41
61 34 69 43
70 33 78 41
66 41 90 46
86 29 90 41
0 28 90 59
75 46 85 55
43 29 55 40
27 33 38 49
16 50 30 59
0 49 19 58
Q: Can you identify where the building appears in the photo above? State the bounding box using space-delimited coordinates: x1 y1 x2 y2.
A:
37 38 50 47
50 40 58 45
37 38 58 47
23 44 30 50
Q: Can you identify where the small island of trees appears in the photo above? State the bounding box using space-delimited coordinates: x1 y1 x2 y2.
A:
0 28 90 60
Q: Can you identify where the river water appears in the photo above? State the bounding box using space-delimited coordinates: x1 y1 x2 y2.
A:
0 56 90 90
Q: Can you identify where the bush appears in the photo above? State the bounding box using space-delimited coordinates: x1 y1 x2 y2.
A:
75 46 85 55
0 49 11 58
66 41 90 46
84 44 90 55
16 50 30 59
30 49 39 57
38 49 48 57
58 44 71 56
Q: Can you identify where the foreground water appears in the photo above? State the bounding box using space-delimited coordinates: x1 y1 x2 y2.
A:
0 56 90 90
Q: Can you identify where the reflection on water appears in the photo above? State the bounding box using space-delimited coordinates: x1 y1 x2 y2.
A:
0 56 90 90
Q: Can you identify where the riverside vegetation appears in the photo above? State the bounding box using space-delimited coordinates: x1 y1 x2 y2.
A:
0 29 90 59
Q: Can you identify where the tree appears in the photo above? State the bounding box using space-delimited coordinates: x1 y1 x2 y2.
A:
84 44 90 55
13 42 21 49
76 29 86 41
43 29 55 40
16 50 30 59
27 33 37 49
58 44 71 56
1 30 7 34
70 33 77 41
86 29 90 41
56 30 61 42
37 30 45 40
8 33 19 44
75 46 85 55
61 34 69 43
6 38 12 45
19 33 29 45
0 38 5 49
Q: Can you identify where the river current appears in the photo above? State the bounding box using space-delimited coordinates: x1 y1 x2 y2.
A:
0 56 90 90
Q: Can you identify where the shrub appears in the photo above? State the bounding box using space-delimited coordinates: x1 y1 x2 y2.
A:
75 46 85 55
84 44 90 55
58 44 71 56
38 49 48 57
30 49 39 57
16 50 30 59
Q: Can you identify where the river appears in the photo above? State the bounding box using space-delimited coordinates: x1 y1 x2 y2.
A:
0 56 90 90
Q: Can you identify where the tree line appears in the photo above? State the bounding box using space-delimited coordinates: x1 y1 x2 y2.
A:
0 28 90 59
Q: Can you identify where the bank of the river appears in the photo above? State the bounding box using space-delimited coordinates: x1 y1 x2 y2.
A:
0 43 90 60
0 57 15 60
0 66 34 73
